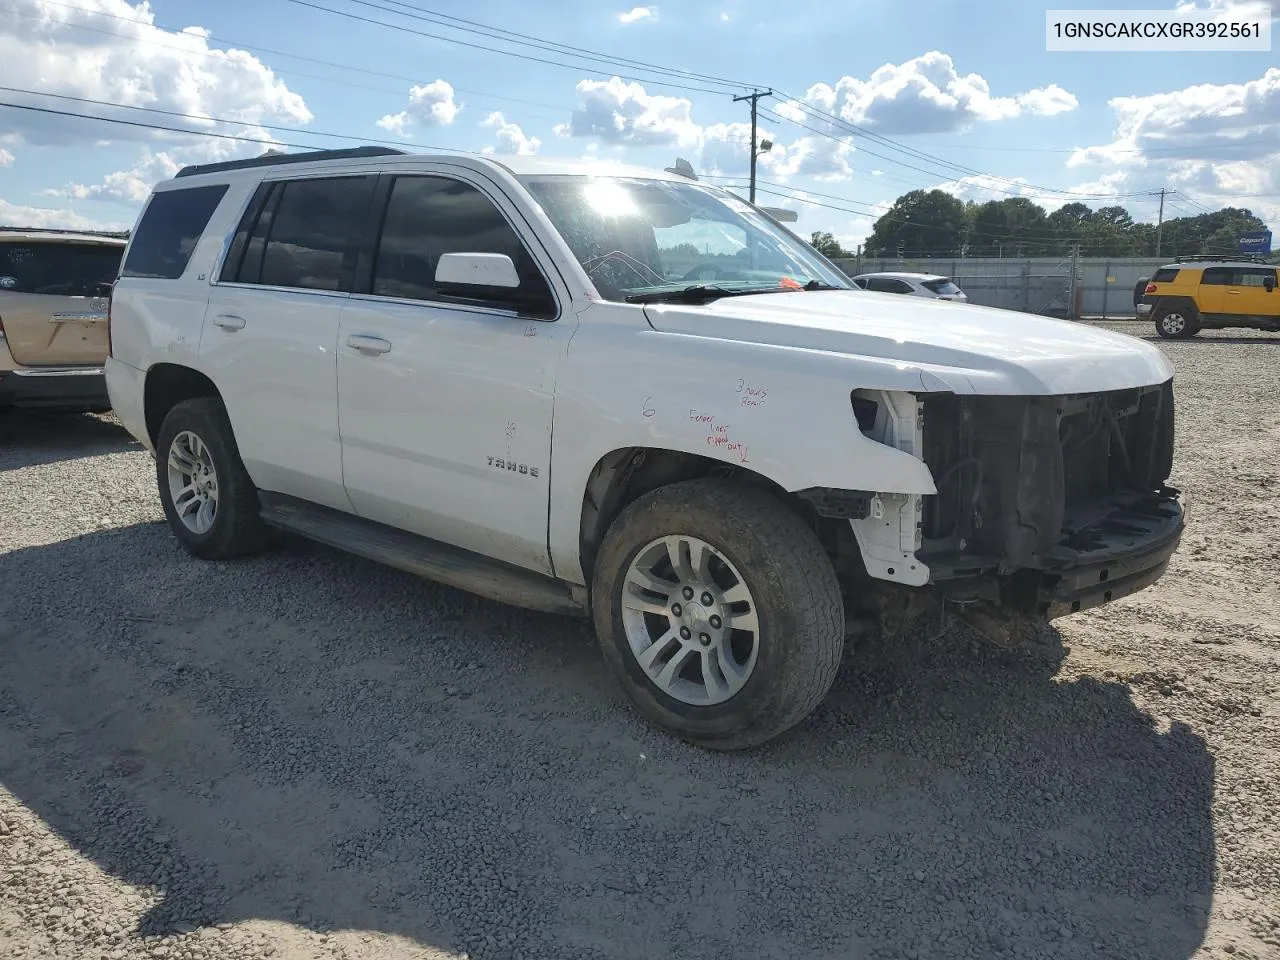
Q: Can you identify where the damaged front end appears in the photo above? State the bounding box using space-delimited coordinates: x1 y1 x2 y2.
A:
850 380 1184 645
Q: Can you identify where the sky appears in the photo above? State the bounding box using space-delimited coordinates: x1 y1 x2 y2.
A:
1 0 1278 250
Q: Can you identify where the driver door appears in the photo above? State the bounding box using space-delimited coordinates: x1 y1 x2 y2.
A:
337 171 573 576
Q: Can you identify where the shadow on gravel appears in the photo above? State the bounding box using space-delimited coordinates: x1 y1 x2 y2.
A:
0 410 139 472
0 523 1216 960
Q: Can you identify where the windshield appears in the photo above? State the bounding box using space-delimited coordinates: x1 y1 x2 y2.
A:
519 175 852 302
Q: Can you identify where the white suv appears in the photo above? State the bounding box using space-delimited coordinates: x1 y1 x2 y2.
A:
106 147 1184 750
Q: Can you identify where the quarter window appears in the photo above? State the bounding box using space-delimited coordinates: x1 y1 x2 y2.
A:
1237 268 1276 288
371 176 555 316
122 185 228 280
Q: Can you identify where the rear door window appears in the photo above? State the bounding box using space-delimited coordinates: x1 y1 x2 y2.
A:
1151 268 1180 283
867 277 913 294
237 176 375 292
122 185 229 280
0 241 122 296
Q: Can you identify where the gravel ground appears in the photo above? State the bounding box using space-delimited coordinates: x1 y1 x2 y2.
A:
2 322 1278 960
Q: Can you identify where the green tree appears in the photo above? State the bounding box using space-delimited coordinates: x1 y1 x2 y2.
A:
967 197 1055 256
864 189 967 257
809 231 852 258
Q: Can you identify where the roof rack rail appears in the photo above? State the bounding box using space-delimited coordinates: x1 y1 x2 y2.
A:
174 146 407 179
1168 254 1267 264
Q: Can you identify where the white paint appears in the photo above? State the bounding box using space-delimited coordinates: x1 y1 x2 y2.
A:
435 252 521 289
107 151 1176 593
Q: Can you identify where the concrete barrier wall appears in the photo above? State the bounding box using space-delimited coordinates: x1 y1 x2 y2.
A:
832 257 1172 318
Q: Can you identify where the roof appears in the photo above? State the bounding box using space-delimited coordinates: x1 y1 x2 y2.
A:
1160 260 1276 270
169 147 692 185
0 230 126 246
852 271 951 282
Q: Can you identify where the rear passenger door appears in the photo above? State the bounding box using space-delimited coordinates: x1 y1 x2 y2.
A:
1196 267 1231 316
203 174 376 513
1226 267 1278 319
336 171 572 576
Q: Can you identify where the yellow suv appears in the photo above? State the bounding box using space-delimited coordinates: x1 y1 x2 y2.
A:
0 230 125 411
1139 258 1280 339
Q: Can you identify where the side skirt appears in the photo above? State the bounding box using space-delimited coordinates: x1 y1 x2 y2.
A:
257 491 587 617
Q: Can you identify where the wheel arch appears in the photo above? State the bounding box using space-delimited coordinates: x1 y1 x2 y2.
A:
144 363 223 448
576 446 860 591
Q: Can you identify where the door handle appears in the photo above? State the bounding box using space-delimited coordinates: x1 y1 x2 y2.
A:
1226 290 1241 296
212 314 246 331
346 334 392 355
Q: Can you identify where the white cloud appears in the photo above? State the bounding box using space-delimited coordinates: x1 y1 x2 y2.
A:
48 126 284 204
1064 65 1280 238
0 147 13 167
0 196 128 231
617 6 657 24
0 0 310 149
376 80 460 135
480 112 541 156
699 121 787 177
719 11 730 21
562 77 701 148
1070 67 1280 167
772 135 855 182
788 53 1079 135
1173 0 1277 20
1016 84 1078 117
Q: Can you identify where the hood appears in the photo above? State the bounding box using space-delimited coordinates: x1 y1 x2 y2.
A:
642 289 1172 396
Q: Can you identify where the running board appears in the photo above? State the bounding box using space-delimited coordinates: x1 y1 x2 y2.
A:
257 492 586 618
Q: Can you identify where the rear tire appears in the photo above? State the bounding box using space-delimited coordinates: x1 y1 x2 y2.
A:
155 397 268 560
591 479 845 751
1153 302 1199 340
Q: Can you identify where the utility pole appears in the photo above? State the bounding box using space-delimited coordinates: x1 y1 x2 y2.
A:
1155 187 1170 257
1068 242 1081 320
732 88 772 204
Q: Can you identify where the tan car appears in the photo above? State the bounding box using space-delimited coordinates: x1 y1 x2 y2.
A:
0 230 126 411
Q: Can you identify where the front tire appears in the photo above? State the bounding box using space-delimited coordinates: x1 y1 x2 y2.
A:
1153 302 1199 339
591 480 845 751
155 397 268 560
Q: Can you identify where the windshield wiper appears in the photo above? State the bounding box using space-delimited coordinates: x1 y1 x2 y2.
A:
625 284 792 305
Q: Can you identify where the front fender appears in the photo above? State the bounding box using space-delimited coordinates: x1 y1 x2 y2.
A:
548 313 942 584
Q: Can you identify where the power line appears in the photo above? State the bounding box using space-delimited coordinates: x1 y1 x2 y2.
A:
756 107 1156 203
0 86 477 154
767 91 1161 200
280 0 733 95
3 1 572 123
353 0 754 91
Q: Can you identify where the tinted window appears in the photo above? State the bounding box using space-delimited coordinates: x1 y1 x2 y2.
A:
256 177 373 292
0 241 122 295
1201 268 1232 286
866 277 912 294
122 185 228 279
1237 268 1276 287
1152 268 1180 283
923 278 962 295
372 176 554 315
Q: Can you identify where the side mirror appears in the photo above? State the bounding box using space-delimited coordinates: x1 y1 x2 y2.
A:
1266 276 1276 293
435 252 520 289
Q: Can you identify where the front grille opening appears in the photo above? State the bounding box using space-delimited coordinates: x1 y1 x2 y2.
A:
920 380 1174 570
